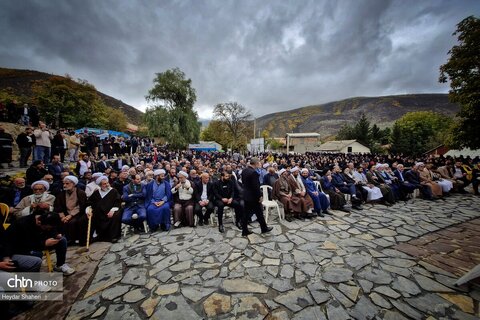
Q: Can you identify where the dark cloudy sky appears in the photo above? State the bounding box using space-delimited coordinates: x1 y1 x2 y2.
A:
1 1 479 119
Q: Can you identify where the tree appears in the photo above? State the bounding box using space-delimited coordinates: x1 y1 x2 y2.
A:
200 120 231 149
145 68 200 149
439 16 480 149
31 76 126 130
336 123 355 140
353 113 371 147
213 102 252 150
390 111 453 155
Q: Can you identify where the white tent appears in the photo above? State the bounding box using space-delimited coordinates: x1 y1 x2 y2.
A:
444 148 480 158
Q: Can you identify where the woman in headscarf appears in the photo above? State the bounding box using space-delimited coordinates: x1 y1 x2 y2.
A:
89 175 122 242
54 175 88 245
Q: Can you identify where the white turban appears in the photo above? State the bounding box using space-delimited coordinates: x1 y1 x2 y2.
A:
64 175 79 186
278 169 287 175
121 165 130 171
263 163 270 169
375 163 383 170
96 175 109 185
32 180 49 191
178 171 189 178
154 169 166 176
301 168 309 174
416 162 425 167
291 167 300 173
92 172 103 179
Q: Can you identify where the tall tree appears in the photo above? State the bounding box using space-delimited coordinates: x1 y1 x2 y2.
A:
439 16 480 149
145 68 200 149
213 102 252 150
390 111 453 155
353 113 372 147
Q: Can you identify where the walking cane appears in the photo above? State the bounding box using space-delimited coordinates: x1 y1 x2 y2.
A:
77 206 92 254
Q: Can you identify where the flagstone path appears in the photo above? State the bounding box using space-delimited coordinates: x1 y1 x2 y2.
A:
65 195 480 319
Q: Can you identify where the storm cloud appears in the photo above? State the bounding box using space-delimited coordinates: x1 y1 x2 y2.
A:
1 0 479 118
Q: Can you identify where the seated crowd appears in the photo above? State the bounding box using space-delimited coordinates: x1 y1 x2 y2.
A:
0 147 479 290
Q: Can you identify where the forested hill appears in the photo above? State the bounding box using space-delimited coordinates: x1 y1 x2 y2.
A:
256 94 460 139
0 67 144 125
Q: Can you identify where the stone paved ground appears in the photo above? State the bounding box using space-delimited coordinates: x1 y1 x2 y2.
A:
65 194 480 320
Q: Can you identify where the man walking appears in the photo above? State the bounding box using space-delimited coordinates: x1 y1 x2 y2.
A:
241 157 272 237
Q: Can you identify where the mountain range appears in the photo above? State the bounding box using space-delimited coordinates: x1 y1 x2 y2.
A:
0 68 460 139
256 94 459 139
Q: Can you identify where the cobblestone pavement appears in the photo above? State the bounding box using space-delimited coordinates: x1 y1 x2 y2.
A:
66 195 480 320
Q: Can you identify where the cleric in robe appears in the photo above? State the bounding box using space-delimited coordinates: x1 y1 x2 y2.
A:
89 175 122 242
144 169 173 232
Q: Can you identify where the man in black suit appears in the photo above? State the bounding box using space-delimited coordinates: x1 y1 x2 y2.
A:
241 157 272 237
96 155 112 173
394 164 418 200
193 172 215 225
404 164 434 200
112 155 127 172
213 171 243 233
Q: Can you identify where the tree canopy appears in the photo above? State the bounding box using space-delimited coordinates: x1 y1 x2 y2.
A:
439 15 480 149
213 102 252 150
144 68 200 149
31 76 127 131
390 111 453 155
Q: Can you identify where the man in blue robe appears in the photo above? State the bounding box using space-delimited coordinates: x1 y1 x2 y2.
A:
300 168 331 217
144 169 172 232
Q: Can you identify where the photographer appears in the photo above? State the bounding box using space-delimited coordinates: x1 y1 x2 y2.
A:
33 121 53 165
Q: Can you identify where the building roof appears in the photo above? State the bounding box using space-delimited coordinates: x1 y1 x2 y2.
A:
286 133 321 138
316 140 362 151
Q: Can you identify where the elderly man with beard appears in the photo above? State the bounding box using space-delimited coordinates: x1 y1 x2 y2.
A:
171 171 195 228
86 172 103 198
11 180 55 218
288 167 315 219
0 178 32 212
89 176 122 242
54 176 88 246
144 169 173 232
300 168 331 217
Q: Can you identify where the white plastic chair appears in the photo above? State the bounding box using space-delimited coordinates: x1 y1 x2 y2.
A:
313 181 330 207
260 185 283 222
123 212 149 237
